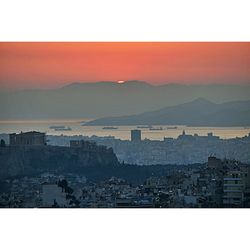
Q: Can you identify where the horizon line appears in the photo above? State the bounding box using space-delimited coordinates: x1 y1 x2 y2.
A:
1 80 250 91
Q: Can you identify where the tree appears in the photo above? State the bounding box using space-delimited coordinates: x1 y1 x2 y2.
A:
61 179 68 189
65 186 74 194
58 179 68 191
0 139 6 147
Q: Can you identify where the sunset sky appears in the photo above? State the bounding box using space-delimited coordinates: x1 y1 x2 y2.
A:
0 42 249 89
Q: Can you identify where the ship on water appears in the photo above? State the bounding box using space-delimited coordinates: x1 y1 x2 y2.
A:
49 125 65 129
137 125 152 129
50 126 72 131
167 126 178 129
102 126 118 130
55 127 72 131
149 126 163 131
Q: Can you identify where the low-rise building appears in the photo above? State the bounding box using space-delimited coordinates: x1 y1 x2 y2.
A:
9 131 46 146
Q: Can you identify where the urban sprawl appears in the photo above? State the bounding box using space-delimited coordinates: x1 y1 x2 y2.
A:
0 130 250 208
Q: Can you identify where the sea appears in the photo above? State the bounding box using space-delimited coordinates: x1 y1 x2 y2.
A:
0 119 250 140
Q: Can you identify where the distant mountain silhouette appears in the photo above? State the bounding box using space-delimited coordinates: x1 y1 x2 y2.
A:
85 98 250 126
0 81 250 120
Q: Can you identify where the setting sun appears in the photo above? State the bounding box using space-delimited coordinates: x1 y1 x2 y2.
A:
1 42 250 89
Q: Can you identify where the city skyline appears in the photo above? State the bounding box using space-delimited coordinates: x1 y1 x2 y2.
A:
1 42 250 209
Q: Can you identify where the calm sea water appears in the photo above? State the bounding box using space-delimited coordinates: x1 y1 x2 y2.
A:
0 119 250 140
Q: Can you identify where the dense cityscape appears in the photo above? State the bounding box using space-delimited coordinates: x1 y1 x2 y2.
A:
2 128 249 166
76 130 250 165
1 130 250 208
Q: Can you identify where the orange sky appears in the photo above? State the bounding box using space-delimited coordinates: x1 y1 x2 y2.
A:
0 42 249 89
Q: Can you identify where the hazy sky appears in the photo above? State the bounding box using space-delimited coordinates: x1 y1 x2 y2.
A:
0 42 249 89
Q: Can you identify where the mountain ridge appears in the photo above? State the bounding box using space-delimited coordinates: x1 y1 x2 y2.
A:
84 98 250 126
1 81 250 120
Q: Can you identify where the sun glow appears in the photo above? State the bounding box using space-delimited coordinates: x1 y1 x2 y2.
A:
1 42 250 89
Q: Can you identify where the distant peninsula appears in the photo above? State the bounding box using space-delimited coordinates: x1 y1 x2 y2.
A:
84 98 250 126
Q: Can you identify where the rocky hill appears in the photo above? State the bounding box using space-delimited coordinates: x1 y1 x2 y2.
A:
0 145 119 179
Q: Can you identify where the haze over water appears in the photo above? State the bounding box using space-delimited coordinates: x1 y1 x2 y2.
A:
0 120 249 140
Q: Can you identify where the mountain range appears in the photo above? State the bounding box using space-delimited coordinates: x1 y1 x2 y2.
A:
0 80 250 120
85 98 250 126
